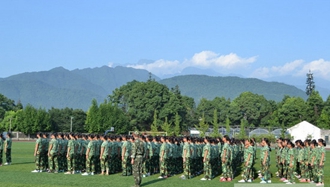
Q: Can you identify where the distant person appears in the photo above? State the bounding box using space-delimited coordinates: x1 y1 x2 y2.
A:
4 132 12 165
0 133 3 166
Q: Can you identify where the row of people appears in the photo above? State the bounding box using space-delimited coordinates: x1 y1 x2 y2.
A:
31 132 326 186
275 138 326 186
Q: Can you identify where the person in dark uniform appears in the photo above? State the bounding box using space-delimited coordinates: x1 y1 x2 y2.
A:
131 131 145 187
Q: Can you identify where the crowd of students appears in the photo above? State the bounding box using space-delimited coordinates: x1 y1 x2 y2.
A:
31 132 326 186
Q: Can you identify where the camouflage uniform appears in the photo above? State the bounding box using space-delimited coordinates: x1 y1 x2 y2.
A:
203 143 212 179
67 138 76 172
159 142 168 177
316 146 326 183
42 136 49 170
297 146 306 179
34 137 44 170
281 147 288 178
242 145 254 181
48 138 59 172
287 147 295 183
131 137 145 187
4 137 12 163
260 145 270 181
100 140 109 173
86 140 95 173
121 140 132 176
182 142 191 178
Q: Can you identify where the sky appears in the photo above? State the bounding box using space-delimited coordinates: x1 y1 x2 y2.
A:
1 1 330 84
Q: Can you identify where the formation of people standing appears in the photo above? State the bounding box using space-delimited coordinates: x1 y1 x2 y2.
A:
31 132 326 186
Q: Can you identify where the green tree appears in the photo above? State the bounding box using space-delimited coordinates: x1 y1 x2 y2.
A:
238 119 247 139
161 117 172 136
225 116 231 136
85 99 100 133
305 91 324 125
278 97 306 127
195 113 209 138
110 80 194 131
230 92 272 127
150 110 159 135
317 95 330 129
173 112 181 136
211 109 220 137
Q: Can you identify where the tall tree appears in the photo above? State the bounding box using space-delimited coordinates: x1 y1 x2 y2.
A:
211 109 220 137
195 113 209 138
173 112 181 136
306 70 315 96
317 95 330 129
161 117 172 136
305 91 324 125
278 97 306 127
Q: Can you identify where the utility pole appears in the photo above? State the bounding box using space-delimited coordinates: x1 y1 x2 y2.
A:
70 116 74 132
9 117 12 132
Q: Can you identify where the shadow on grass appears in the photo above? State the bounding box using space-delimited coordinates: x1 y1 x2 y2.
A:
10 161 34 165
141 178 165 186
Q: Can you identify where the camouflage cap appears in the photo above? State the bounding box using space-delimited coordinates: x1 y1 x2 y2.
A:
133 131 140 135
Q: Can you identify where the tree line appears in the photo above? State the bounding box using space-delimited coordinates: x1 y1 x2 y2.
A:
0 79 329 135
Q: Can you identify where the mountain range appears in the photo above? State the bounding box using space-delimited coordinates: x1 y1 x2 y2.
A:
0 66 311 110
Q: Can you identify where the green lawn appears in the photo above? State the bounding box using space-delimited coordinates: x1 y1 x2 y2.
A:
0 142 328 187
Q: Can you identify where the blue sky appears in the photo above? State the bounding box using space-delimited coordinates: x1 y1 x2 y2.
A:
1 1 330 82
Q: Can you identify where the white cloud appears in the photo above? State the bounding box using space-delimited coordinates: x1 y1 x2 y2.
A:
108 62 114 67
297 59 330 80
189 51 257 69
251 59 330 81
127 59 182 76
271 60 304 75
125 51 257 76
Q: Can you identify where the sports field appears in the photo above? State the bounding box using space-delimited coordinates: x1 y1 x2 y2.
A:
0 142 328 187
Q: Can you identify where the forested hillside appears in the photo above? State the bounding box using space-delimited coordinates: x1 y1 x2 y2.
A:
0 67 308 110
0 66 157 110
160 75 307 102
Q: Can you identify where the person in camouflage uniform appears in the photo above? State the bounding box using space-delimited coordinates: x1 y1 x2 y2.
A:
280 139 288 181
42 133 49 171
153 137 160 174
146 136 155 175
238 139 254 183
296 140 306 181
32 132 44 172
99 135 109 175
121 135 132 176
4 132 12 165
65 133 77 174
220 135 230 182
56 133 64 171
158 136 168 178
82 134 95 175
181 136 191 180
48 133 59 173
285 141 296 184
200 137 211 180
259 138 271 184
316 139 326 186
131 132 145 187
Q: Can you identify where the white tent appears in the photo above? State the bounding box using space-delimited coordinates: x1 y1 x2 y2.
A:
287 121 321 141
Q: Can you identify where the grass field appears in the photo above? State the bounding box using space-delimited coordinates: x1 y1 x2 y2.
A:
0 142 328 187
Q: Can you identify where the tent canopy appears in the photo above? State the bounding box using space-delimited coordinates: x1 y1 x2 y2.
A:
287 121 321 141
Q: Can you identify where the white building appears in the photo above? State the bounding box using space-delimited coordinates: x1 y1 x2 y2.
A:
287 121 321 142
